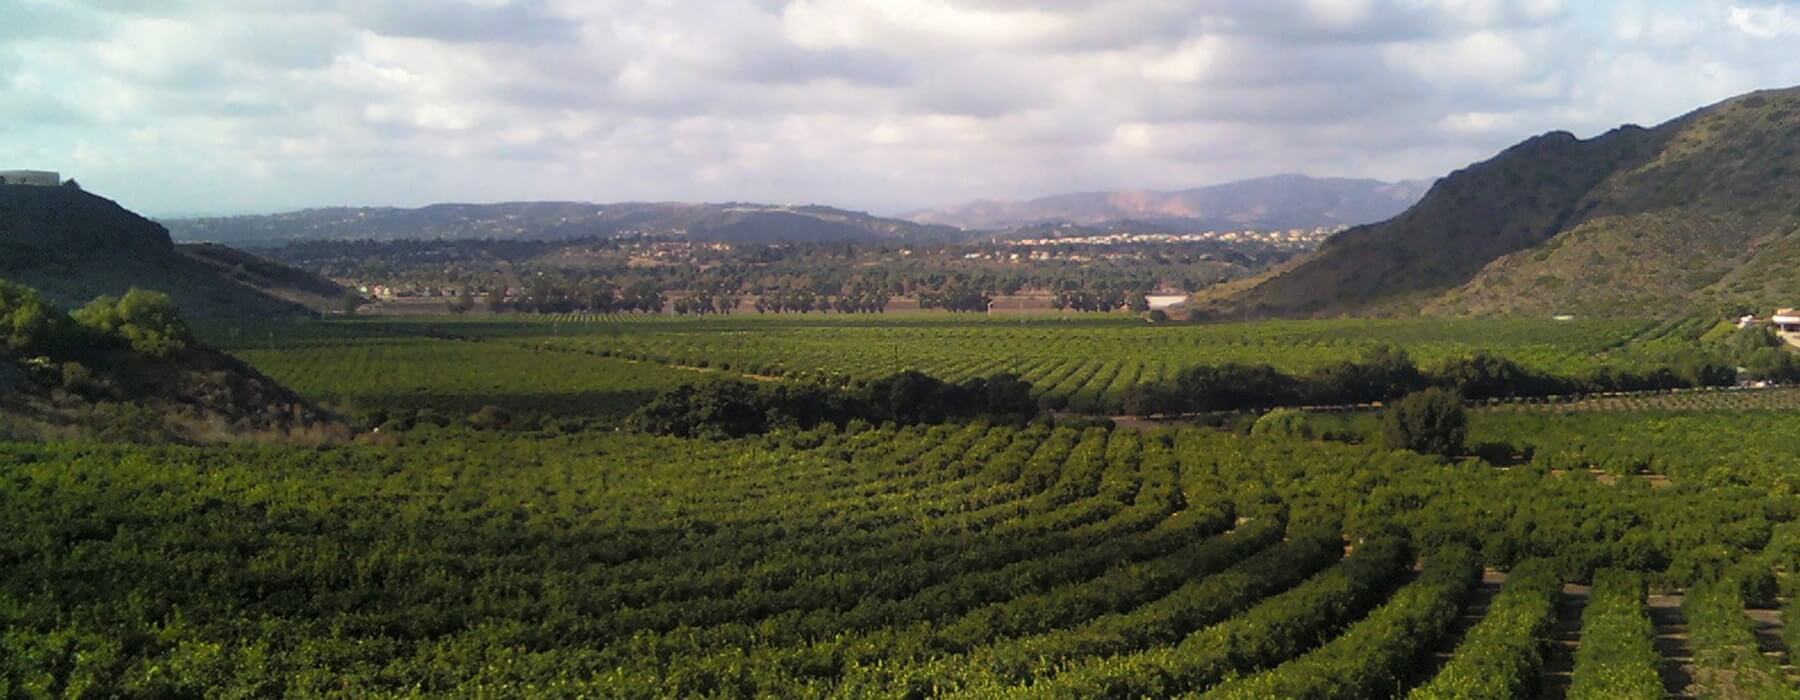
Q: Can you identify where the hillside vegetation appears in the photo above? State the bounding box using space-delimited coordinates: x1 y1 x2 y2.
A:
0 185 338 316
0 280 342 444
1200 86 1800 317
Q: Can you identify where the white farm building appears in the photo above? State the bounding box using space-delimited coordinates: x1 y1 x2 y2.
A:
0 170 60 187
1775 309 1800 333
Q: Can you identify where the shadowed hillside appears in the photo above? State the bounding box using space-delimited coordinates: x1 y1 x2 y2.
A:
1199 86 1800 318
0 185 336 316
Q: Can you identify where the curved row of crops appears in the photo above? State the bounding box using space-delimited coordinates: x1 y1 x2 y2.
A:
8 406 1800 696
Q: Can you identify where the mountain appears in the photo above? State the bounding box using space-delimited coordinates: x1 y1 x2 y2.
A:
1197 87 1800 318
162 201 966 246
0 184 345 316
905 174 1432 231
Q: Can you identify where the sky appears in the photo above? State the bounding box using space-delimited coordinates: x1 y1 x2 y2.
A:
5 1 1800 217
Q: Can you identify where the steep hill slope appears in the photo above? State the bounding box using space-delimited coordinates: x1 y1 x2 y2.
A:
0 185 335 316
907 174 1431 231
163 201 965 245
1200 87 1800 318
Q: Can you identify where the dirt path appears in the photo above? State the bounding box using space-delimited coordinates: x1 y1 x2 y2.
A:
1744 603 1800 685
1648 593 1699 700
1539 583 1590 700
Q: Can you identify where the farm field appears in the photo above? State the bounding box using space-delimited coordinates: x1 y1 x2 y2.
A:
5 313 1794 697
197 320 704 425
198 314 1699 417
6 415 1800 697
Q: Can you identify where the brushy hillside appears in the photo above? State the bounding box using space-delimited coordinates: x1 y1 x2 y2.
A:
1199 86 1800 318
0 185 334 316
0 281 344 444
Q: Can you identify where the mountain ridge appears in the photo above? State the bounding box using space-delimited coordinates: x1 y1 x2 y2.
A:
905 174 1433 231
162 201 967 246
0 185 345 316
1196 86 1800 318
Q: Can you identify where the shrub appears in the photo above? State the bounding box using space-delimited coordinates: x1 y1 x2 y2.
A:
467 405 512 430
1383 388 1467 458
72 288 192 360
1251 408 1315 440
0 279 76 356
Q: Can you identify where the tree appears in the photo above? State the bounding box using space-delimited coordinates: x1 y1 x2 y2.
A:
62 179 82 191
0 279 75 355
339 291 363 316
72 288 193 359
1382 388 1467 459
1252 408 1315 440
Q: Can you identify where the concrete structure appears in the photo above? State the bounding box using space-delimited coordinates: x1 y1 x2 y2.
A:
1774 309 1800 333
0 170 60 187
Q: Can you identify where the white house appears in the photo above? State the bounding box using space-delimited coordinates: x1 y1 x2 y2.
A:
1146 294 1188 311
1775 309 1800 333
0 170 60 187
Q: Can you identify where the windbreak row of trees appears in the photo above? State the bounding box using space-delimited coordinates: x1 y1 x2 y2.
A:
1122 346 1741 417
626 371 1039 438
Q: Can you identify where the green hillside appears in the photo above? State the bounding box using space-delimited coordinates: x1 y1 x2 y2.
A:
1200 86 1800 318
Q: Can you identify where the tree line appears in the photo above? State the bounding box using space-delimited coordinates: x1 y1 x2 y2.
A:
626 371 1039 438
1121 346 1742 418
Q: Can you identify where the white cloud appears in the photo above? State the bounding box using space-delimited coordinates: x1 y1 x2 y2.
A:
2 0 1800 217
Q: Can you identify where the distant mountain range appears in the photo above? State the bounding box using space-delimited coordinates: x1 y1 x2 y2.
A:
0 185 344 316
163 202 965 246
160 175 1435 247
904 174 1433 232
1196 85 1800 318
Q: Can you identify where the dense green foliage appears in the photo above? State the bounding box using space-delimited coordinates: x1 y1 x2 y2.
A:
72 288 193 359
1124 346 1736 418
624 371 1036 438
0 278 73 355
1684 580 1800 698
1205 545 1481 699
200 314 1739 418
3 312 1797 696
1383 388 1468 458
1408 559 1559 699
1566 570 1663 700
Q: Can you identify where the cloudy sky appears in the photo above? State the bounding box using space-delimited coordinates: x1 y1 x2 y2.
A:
6 0 1800 217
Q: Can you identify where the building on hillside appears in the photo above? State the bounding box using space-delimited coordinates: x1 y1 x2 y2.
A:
0 170 61 187
1146 294 1189 311
1739 314 1761 329
1775 309 1800 333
